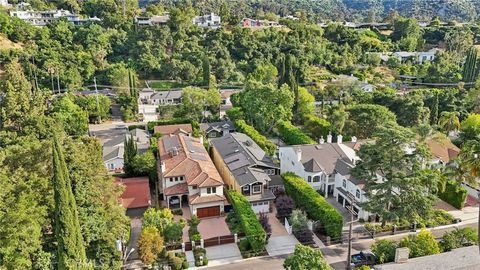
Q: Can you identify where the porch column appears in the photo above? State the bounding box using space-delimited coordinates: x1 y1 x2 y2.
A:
342 196 346 208
166 195 169 208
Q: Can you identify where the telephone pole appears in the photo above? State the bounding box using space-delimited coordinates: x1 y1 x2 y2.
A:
94 77 101 123
346 193 358 270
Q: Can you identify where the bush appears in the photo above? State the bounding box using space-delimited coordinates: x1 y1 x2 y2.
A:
235 119 276 156
399 229 441 258
172 208 183 216
164 223 184 243
438 181 467 209
294 228 314 244
170 256 183 270
276 195 294 221
303 115 334 141
426 210 455 227
282 173 343 238
440 228 478 252
188 215 201 242
258 212 272 236
128 124 146 130
371 239 398 264
227 191 266 252
193 247 207 267
277 120 315 145
238 239 250 252
182 261 189 269
147 118 191 133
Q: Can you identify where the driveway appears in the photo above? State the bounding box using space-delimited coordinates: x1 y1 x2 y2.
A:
268 212 289 236
88 121 145 143
198 216 231 239
205 243 242 266
266 235 299 256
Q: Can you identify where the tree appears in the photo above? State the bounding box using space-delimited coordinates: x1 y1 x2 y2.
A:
52 135 89 269
123 134 137 176
438 111 460 134
460 114 480 141
131 151 157 176
391 17 421 51
352 124 437 224
345 104 397 138
142 208 174 235
51 94 89 136
163 223 184 244
399 229 440 258
284 244 333 270
176 87 221 121
327 104 349 134
137 226 164 265
275 195 294 221
74 94 111 124
462 48 480 82
371 239 397 264
258 212 272 236
445 28 474 61
296 87 315 121
302 115 333 141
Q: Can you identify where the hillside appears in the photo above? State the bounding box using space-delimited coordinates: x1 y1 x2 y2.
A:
0 35 23 51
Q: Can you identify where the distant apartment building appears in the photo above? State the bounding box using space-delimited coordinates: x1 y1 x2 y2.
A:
10 9 100 26
193 12 221 29
134 13 170 27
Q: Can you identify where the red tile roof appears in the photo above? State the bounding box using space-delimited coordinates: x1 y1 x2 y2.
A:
115 177 151 209
426 137 460 163
189 193 226 205
164 182 189 196
154 124 193 136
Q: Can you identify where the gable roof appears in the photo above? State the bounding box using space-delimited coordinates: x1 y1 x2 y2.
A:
150 90 183 100
200 121 235 133
425 137 460 163
210 132 278 187
159 134 224 188
103 146 124 162
154 124 193 136
115 177 151 209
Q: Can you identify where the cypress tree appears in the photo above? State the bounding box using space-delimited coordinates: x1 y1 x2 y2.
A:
52 134 88 269
430 92 439 125
463 48 478 82
123 134 137 176
203 55 211 88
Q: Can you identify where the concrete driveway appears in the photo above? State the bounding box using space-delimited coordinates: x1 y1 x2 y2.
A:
268 211 289 236
205 243 242 267
89 121 145 143
266 235 299 256
198 216 231 239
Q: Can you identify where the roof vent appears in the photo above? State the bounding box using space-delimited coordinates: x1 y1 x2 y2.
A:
245 140 252 146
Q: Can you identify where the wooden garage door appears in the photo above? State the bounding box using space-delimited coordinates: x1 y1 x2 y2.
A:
197 206 220 218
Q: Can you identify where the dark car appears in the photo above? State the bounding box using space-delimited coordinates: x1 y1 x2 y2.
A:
351 251 376 268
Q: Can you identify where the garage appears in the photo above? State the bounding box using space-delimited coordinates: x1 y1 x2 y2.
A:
197 206 220 218
251 201 270 214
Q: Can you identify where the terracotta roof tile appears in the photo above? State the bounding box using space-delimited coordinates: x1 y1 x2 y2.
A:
426 138 460 163
115 177 151 209
164 183 189 196
154 124 192 136
189 193 226 205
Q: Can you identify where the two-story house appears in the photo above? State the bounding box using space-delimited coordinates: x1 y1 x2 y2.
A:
193 13 221 29
200 121 236 138
158 134 226 218
210 133 279 213
103 128 150 172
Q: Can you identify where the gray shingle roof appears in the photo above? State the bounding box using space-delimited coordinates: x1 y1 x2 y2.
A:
103 146 124 161
211 132 278 187
150 90 183 100
200 121 235 133
293 143 355 174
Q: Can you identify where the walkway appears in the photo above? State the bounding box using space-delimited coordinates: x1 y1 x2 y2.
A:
266 235 299 256
205 243 243 267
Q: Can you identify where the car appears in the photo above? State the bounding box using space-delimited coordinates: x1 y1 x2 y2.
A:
351 251 376 268
115 124 128 130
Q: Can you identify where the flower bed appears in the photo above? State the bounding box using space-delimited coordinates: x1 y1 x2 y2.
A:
193 247 208 267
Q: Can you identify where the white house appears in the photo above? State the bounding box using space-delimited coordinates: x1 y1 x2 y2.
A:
158 134 226 218
391 48 438 64
135 14 170 27
10 9 100 26
0 0 11 7
138 88 183 122
193 13 221 29
102 128 150 172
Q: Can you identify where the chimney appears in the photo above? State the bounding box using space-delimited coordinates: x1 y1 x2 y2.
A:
326 133 332 144
319 136 325 144
199 136 204 145
295 148 302 162
351 136 357 143
337 134 343 144
161 162 166 173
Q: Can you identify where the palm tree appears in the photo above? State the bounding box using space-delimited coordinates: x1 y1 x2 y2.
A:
445 140 480 253
438 111 460 134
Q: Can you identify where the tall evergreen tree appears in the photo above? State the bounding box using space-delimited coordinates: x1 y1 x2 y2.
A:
123 134 137 176
203 55 211 88
462 48 479 83
52 134 89 269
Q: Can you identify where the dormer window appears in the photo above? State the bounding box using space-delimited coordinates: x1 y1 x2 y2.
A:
207 187 217 194
252 185 262 194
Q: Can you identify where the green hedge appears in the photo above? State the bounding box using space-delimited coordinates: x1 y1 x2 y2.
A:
235 119 276 156
277 120 315 145
147 118 191 133
282 172 343 238
439 181 468 209
227 190 266 251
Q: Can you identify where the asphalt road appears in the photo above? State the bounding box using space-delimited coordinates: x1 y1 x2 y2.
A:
207 255 287 270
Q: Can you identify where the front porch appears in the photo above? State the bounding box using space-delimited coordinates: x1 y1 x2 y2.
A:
165 193 189 209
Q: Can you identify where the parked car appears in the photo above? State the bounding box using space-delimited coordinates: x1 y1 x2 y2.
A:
115 124 128 130
351 251 376 268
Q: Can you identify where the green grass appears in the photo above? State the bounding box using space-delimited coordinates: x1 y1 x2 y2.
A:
148 81 186 90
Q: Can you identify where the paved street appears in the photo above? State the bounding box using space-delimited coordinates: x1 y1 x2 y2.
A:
207 255 287 270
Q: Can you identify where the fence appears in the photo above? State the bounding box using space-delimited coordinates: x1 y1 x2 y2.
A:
166 234 239 252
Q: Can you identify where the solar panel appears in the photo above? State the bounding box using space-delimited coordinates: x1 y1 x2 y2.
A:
184 137 203 153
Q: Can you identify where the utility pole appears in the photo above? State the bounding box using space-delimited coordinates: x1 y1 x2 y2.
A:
346 193 358 270
56 72 61 93
94 77 101 123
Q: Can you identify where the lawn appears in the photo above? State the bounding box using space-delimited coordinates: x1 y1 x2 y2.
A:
147 80 186 90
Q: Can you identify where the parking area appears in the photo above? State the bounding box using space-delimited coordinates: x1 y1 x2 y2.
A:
89 121 145 143
198 216 231 239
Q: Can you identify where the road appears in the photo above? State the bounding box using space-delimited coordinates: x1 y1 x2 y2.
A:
206 222 478 270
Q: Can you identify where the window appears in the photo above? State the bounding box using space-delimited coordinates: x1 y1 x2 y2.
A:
242 186 249 191
207 187 217 194
343 180 346 188
253 185 261 194
308 176 312 182
356 189 360 199
192 185 197 189
252 203 257 206
313 176 320 183
210 132 217 138
169 178 173 182
108 164 114 170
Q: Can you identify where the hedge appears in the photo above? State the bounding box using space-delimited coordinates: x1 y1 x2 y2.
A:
439 181 468 209
147 118 191 133
235 119 276 156
227 190 266 251
277 120 315 145
282 172 343 238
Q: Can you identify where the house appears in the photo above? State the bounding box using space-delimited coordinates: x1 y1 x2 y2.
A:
279 134 373 220
102 128 150 172
158 134 226 218
115 177 151 212
139 89 183 106
153 124 193 137
219 89 240 117
193 13 221 29
10 9 100 26
210 133 279 213
0 0 11 7
425 137 460 165
134 14 170 27
200 121 235 138
391 48 438 64
241 18 280 29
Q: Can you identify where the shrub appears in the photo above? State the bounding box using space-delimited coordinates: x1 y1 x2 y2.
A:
235 119 276 156
371 239 397 264
193 247 207 267
188 215 201 242
303 115 333 141
137 226 164 265
282 173 343 238
164 223 184 243
226 212 244 234
170 256 183 270
227 190 266 252
238 239 250 252
440 228 478 252
277 120 315 145
182 261 189 269
172 208 183 216
276 195 294 221
128 124 146 130
399 229 441 258
290 209 309 233
294 228 314 244
438 181 467 209
258 212 272 236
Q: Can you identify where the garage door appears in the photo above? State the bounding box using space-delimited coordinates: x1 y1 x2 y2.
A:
197 206 220 218
252 201 270 214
